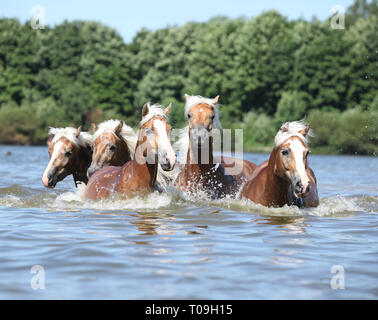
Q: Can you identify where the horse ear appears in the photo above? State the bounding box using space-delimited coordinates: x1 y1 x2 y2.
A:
91 122 98 133
75 126 82 138
142 103 149 118
163 103 172 115
299 124 310 137
213 95 220 104
115 121 123 135
281 122 290 133
184 94 190 101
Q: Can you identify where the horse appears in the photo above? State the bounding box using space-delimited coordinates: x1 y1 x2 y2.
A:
83 103 176 200
174 94 256 198
42 126 93 188
87 120 137 178
241 121 319 208
87 119 174 189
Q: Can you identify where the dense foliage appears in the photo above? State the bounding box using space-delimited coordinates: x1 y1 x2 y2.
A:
0 0 376 154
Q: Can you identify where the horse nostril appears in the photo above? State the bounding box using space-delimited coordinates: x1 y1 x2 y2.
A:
306 184 310 193
295 181 303 192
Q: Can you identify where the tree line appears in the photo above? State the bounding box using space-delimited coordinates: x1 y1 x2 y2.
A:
0 0 376 154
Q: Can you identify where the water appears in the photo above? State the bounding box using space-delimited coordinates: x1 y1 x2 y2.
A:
0 146 377 299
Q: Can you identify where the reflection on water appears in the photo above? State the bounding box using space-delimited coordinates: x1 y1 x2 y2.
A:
0 146 377 299
258 216 308 234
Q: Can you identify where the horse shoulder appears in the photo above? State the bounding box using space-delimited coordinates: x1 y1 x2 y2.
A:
218 156 256 179
84 166 122 200
305 166 319 207
306 166 317 185
241 164 268 203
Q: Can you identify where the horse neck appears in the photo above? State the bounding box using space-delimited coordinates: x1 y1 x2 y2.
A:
73 145 92 185
186 134 215 174
263 148 291 206
114 138 132 165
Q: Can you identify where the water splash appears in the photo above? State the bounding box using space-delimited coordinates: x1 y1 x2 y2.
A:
0 183 375 217
202 194 369 217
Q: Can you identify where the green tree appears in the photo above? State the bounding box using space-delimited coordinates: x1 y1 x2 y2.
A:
275 91 308 123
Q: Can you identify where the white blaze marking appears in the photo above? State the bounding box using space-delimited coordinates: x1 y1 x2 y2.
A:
154 120 176 168
42 140 64 185
288 139 309 189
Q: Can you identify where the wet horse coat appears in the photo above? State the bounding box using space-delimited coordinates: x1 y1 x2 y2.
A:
84 103 176 200
87 120 137 178
42 126 92 188
241 121 319 207
174 95 256 198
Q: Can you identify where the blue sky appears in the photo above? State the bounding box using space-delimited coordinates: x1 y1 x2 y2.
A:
1 0 355 42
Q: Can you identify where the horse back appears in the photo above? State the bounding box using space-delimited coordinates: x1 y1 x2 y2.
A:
84 166 122 200
241 160 269 203
305 167 319 207
215 156 257 183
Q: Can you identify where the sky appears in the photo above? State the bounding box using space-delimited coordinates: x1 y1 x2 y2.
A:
1 0 355 42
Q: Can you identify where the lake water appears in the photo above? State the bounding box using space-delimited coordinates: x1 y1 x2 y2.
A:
0 145 377 299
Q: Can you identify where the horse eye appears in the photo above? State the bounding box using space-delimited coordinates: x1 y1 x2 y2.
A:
109 145 116 152
65 151 72 157
281 149 289 156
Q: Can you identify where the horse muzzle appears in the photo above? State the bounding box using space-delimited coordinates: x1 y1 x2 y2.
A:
292 179 310 198
42 170 58 188
159 152 176 171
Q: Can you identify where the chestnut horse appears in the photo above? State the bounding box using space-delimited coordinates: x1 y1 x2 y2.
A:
84 103 176 200
241 121 319 208
87 119 174 189
42 126 93 188
174 94 256 198
87 120 137 178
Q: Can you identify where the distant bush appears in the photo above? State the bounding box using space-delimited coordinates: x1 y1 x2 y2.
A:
275 91 308 123
236 107 377 156
308 107 377 155
236 111 277 152
0 98 71 145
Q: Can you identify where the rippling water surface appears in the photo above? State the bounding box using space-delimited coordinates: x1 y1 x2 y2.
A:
0 146 377 299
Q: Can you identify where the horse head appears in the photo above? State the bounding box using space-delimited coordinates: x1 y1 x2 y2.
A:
184 94 220 148
87 120 137 178
135 103 176 171
42 126 92 188
273 121 313 199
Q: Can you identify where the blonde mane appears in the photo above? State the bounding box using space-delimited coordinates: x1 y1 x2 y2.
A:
184 95 221 129
49 127 92 148
140 103 168 127
274 120 313 147
93 119 137 158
